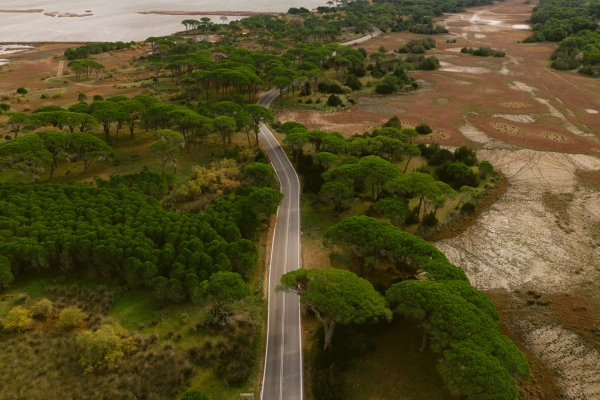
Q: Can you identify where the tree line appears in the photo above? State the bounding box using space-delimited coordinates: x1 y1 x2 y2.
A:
64 41 136 60
461 46 506 57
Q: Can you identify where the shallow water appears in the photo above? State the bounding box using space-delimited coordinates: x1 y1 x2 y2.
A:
0 0 326 42
0 44 34 55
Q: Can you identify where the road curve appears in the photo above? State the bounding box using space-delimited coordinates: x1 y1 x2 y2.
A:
255 28 379 391
340 26 382 46
258 89 303 400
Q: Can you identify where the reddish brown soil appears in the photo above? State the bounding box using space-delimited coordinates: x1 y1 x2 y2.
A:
577 170 600 191
0 44 148 112
286 0 600 158
469 116 600 154
488 291 564 400
550 294 600 346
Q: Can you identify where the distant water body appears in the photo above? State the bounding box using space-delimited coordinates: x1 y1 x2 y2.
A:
0 0 326 42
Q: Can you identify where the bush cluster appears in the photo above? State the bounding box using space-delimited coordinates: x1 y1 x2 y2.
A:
418 143 480 189
399 37 437 54
64 42 136 60
461 46 505 57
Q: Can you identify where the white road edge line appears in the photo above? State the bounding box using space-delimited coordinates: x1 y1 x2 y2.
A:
259 88 304 400
259 90 278 400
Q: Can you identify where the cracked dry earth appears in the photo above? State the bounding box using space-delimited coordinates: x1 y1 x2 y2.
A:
435 115 600 398
527 326 600 399
431 4 600 398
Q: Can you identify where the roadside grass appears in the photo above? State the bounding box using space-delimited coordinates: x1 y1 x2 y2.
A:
342 317 459 400
0 269 265 400
302 312 457 400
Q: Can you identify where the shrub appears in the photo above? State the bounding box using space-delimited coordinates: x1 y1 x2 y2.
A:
318 82 329 92
57 307 87 330
78 93 87 102
306 99 313 104
52 91 62 99
478 160 494 178
328 83 344 94
461 202 476 214
423 212 439 227
0 255 14 289
255 149 268 163
344 76 362 91
76 323 135 372
3 306 33 332
16 87 28 95
375 84 394 94
384 116 401 129
415 124 432 135
371 69 384 79
327 94 342 107
437 161 479 188
428 149 455 166
4 135 12 141
93 95 104 101
181 390 209 400
316 97 322 104
454 146 478 166
31 299 54 319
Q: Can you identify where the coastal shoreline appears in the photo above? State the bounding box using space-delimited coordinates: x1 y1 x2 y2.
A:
138 10 276 16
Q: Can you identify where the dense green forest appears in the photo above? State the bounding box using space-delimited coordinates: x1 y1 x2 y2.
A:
524 0 600 75
0 181 281 299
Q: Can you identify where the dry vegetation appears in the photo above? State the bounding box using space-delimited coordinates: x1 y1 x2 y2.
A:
0 284 195 399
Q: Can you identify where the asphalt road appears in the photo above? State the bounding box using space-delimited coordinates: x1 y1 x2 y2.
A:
340 26 382 46
256 27 378 392
258 89 303 400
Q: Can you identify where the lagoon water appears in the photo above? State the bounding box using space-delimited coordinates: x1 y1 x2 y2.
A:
0 0 326 42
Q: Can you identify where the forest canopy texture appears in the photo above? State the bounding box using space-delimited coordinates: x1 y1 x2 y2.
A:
0 183 281 301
